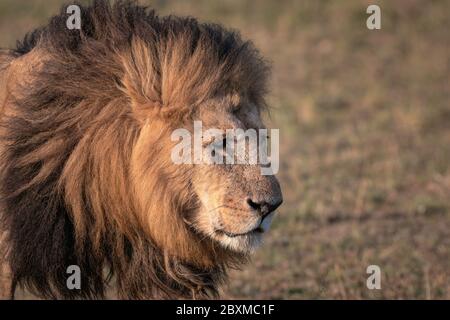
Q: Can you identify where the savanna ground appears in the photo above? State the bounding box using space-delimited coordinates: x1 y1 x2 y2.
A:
1 0 449 299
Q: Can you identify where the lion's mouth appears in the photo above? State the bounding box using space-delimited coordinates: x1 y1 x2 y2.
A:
215 226 265 238
214 212 276 238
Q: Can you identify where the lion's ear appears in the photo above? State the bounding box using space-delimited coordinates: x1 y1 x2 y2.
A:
119 38 162 122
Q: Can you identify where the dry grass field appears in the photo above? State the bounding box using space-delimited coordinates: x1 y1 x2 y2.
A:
1 0 449 299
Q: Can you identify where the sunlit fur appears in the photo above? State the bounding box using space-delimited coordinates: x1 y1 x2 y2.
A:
0 0 280 299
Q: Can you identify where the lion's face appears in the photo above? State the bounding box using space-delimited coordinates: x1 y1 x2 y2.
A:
132 94 282 257
184 94 283 253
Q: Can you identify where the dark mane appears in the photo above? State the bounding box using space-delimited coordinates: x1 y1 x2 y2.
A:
0 0 267 299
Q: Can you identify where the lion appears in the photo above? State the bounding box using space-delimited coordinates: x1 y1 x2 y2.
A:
0 0 282 299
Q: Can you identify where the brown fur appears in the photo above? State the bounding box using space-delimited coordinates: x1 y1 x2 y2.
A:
0 0 273 299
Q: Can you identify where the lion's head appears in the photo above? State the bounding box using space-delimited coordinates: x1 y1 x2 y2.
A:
131 93 283 257
0 0 282 299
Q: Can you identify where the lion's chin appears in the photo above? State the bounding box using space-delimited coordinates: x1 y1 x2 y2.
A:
214 230 264 253
212 212 276 253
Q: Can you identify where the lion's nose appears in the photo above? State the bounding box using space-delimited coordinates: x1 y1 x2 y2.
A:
246 197 283 218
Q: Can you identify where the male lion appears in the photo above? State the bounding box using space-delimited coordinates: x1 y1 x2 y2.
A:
0 0 282 299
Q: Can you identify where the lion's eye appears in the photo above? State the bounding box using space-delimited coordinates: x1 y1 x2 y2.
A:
222 136 228 149
231 105 241 114
207 135 228 151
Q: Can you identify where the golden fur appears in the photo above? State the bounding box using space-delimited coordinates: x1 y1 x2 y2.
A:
0 0 281 299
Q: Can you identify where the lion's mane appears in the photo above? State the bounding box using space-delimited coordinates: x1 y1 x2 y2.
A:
0 0 269 299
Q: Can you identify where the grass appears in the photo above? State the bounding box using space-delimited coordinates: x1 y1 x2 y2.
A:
3 0 449 299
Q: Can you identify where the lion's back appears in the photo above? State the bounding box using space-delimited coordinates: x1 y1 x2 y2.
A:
0 50 13 300
0 50 14 118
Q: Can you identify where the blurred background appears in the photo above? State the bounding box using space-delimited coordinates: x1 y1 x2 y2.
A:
1 0 449 299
